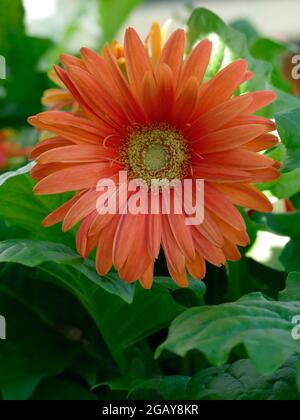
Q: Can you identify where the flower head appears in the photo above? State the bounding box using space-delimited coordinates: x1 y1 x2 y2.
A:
29 24 279 288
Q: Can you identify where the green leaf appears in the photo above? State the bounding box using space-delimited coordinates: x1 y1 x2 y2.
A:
280 240 300 272
99 0 142 45
129 376 190 400
230 19 259 47
251 37 291 93
0 239 134 303
261 169 300 199
155 276 206 305
129 357 300 400
157 293 300 374
279 272 300 301
0 294 79 400
276 107 300 172
0 162 35 187
187 356 299 400
0 168 74 244
31 378 97 400
186 8 271 92
0 239 80 267
252 210 300 239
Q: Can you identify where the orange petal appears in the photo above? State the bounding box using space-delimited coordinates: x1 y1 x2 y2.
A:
161 215 186 274
139 263 154 289
204 182 246 231
124 28 153 96
30 137 73 160
213 183 273 212
76 211 98 258
96 215 119 276
224 115 275 132
242 133 279 151
186 253 206 280
66 65 128 129
196 60 248 114
213 213 249 247
192 124 268 154
185 94 253 139
200 149 275 170
157 29 185 80
33 163 119 195
179 39 212 89
173 77 199 125
147 213 162 259
37 145 117 164
192 228 226 266
241 90 277 115
62 189 103 231
222 238 241 261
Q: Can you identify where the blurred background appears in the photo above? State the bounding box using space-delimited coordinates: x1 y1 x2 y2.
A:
24 0 300 49
24 0 300 44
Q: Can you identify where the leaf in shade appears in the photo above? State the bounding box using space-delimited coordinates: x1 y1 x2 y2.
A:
156 293 300 374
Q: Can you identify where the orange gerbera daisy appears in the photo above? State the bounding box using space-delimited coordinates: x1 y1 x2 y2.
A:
29 25 279 288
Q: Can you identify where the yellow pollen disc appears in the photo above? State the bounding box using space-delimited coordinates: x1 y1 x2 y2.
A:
120 124 190 185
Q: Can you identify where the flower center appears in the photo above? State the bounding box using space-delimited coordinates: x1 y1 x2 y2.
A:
120 124 190 185
144 143 167 170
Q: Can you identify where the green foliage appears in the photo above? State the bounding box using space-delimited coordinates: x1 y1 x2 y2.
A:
99 0 142 45
131 357 299 400
0 0 53 127
0 4 300 401
157 293 300 374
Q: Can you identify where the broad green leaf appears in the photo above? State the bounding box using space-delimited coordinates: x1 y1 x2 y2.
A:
0 162 35 187
276 107 300 172
0 239 134 303
260 169 300 199
230 19 259 47
0 294 79 400
279 272 300 301
187 356 299 400
252 210 300 239
226 254 286 302
31 378 97 400
39 262 182 368
129 357 300 400
157 293 300 374
99 0 142 45
250 37 291 93
0 239 80 266
154 276 206 306
0 168 74 244
280 240 300 272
